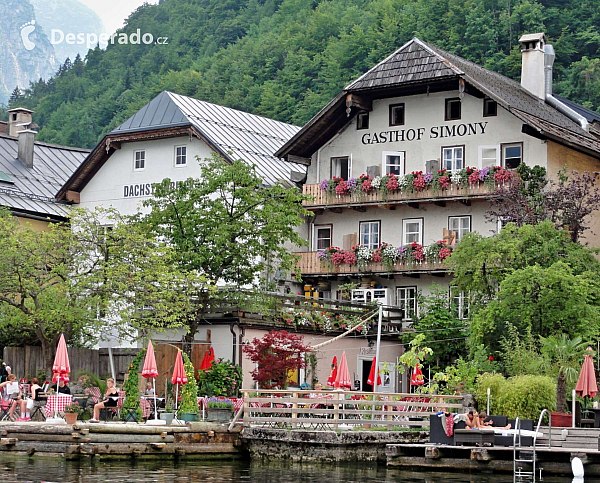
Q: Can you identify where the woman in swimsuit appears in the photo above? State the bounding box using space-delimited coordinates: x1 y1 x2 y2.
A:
89 378 118 423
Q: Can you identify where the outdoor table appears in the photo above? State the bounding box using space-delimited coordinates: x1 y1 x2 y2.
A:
44 394 72 418
141 396 162 418
453 429 495 446
72 395 88 410
586 408 600 428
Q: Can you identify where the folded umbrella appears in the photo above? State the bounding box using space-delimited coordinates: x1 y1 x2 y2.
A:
327 356 338 387
367 356 381 387
171 350 188 413
199 347 215 371
334 351 352 389
142 340 159 421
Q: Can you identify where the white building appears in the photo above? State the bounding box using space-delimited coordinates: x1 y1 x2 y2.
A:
276 34 600 325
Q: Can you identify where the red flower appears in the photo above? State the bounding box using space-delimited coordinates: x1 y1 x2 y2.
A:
488 356 494 361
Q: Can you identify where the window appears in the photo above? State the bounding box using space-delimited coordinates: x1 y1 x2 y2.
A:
382 151 405 176
502 143 523 169
450 288 469 320
389 103 405 126
442 146 464 172
397 287 417 321
359 221 380 249
331 156 350 179
483 98 497 117
445 98 461 121
175 146 187 166
403 218 423 245
357 112 369 130
448 216 471 242
134 150 145 171
314 225 332 250
478 145 499 169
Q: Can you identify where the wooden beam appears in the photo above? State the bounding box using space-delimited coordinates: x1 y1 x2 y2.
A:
378 204 396 210
286 154 311 165
408 202 420 210
352 206 366 213
345 93 372 113
432 200 446 207
459 199 471 206
65 190 80 204
330 207 343 214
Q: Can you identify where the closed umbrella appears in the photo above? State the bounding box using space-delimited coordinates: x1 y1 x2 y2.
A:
171 350 188 412
199 347 215 371
576 347 598 412
367 356 381 387
334 351 352 389
326 356 338 387
410 362 424 388
50 334 70 420
142 341 159 421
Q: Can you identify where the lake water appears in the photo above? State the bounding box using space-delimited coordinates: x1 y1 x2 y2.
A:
0 457 593 482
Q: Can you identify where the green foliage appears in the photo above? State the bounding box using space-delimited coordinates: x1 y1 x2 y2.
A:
397 334 432 377
434 357 484 395
178 352 199 416
496 375 557 420
474 373 506 414
12 0 600 149
76 370 107 394
499 324 544 377
196 359 242 397
121 349 146 422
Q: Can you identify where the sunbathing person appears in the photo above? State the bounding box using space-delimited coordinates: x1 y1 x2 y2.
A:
477 411 511 429
466 410 477 429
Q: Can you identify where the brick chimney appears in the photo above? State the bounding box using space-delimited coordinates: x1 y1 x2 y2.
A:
8 107 34 137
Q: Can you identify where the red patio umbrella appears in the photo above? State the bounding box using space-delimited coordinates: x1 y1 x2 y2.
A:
410 362 424 387
367 356 381 387
576 347 598 399
171 350 188 412
142 340 159 421
326 356 338 387
52 334 70 384
334 351 352 389
199 347 215 371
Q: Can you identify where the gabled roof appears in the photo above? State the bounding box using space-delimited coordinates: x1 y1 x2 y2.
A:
277 38 600 160
58 91 305 197
0 134 88 220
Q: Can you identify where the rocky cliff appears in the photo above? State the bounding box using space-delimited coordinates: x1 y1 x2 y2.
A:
0 0 57 104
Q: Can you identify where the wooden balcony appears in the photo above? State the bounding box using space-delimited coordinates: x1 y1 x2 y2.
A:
295 251 447 277
302 181 504 209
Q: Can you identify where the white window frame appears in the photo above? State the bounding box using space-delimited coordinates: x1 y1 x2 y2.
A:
402 218 423 245
382 151 405 177
478 145 499 169
448 216 471 242
450 288 469 320
331 155 352 179
502 142 523 169
133 150 145 171
174 145 187 167
442 146 464 172
396 286 417 321
313 224 332 251
359 220 380 249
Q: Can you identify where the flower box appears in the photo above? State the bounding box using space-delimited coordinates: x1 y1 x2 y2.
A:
550 412 572 427
207 408 233 422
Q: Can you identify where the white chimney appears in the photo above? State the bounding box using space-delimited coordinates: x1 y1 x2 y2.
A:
7 107 34 137
18 129 37 169
519 33 547 100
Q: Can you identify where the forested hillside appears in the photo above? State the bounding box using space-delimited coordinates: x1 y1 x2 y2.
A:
5 0 600 149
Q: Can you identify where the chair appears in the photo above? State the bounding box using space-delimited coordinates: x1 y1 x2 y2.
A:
0 398 12 421
574 400 595 428
30 400 47 421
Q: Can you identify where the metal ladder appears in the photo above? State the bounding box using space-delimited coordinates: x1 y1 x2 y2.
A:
513 409 550 482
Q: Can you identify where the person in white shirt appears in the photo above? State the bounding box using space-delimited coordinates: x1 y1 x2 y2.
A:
0 374 22 420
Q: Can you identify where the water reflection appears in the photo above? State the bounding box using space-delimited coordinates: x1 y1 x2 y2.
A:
0 457 597 483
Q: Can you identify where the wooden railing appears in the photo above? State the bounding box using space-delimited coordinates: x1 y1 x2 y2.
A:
295 251 445 276
241 389 464 429
303 181 504 208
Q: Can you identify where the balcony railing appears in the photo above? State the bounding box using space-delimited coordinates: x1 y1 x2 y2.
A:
295 251 446 276
302 180 511 209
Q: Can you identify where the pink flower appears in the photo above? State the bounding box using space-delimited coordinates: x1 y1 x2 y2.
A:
331 252 345 265
439 247 452 260
372 250 382 262
335 180 349 195
439 175 450 188
386 174 399 191
413 174 426 191
468 170 480 185
361 179 372 192
343 250 357 264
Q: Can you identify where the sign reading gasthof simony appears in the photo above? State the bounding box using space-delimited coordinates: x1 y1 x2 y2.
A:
361 121 488 145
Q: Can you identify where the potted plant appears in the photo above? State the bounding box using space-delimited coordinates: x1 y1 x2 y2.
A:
178 352 199 422
206 397 234 422
160 400 175 425
64 401 81 425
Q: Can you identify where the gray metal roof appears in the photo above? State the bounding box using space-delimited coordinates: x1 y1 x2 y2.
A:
112 91 305 187
0 134 88 219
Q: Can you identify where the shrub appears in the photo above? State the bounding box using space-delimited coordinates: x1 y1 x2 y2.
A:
496 375 556 420
474 373 506 414
178 352 199 416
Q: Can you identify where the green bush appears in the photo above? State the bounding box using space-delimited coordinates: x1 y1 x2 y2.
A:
496 375 556 420
474 373 506 414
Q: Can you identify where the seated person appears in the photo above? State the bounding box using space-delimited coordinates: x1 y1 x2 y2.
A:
144 381 155 396
466 410 477 429
0 374 22 421
15 377 45 421
89 378 118 423
52 379 71 395
309 383 324 398
477 411 511 429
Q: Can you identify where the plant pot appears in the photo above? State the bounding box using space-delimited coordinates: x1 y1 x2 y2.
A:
207 408 234 422
160 412 174 425
180 412 197 422
550 412 572 427
64 412 78 425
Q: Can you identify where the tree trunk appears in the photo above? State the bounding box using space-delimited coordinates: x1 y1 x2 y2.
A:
557 371 567 414
41 339 54 380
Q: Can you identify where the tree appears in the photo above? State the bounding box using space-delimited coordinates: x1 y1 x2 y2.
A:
8 87 23 107
243 330 311 389
539 334 590 413
140 154 308 350
0 208 202 376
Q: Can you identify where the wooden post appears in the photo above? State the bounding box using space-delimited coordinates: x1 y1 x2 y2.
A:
333 391 340 428
243 391 249 428
292 392 298 428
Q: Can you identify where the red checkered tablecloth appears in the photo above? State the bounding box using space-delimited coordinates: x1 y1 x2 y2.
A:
44 394 72 417
140 398 151 419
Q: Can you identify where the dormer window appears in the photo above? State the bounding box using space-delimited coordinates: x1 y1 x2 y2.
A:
356 112 369 130
389 103 405 126
445 98 461 121
483 98 497 117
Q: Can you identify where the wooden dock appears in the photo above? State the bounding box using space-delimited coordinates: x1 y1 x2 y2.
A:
0 421 243 460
